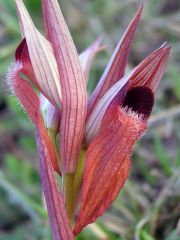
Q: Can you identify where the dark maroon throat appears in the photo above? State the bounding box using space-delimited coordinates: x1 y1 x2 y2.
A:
122 86 154 119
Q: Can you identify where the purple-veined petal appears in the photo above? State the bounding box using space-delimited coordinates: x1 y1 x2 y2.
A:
14 0 62 108
42 0 87 173
79 38 104 84
85 44 170 145
87 4 143 117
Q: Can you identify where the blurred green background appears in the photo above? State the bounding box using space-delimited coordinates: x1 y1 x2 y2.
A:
0 0 180 239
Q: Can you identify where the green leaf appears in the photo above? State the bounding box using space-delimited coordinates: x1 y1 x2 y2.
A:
140 230 155 240
153 137 172 177
0 171 47 220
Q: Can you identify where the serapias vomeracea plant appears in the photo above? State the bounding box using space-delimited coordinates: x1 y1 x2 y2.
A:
7 0 170 238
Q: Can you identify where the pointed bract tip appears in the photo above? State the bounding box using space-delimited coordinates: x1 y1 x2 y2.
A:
160 44 171 60
138 3 144 14
160 41 168 48
93 36 106 52
160 41 172 50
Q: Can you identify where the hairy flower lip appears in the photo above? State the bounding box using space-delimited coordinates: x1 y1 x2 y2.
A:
74 104 147 235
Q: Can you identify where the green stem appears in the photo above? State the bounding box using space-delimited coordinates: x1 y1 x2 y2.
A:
73 149 86 210
63 173 75 227
63 149 85 226
48 129 61 170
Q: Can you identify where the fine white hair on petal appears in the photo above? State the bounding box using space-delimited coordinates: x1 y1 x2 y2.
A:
121 106 145 122
6 61 23 94
6 61 31 118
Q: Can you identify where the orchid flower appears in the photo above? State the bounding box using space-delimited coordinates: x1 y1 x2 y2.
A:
7 0 170 238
